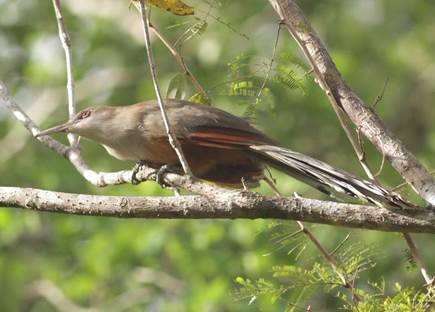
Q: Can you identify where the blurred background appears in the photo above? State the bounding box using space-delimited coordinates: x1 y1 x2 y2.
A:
0 0 434 310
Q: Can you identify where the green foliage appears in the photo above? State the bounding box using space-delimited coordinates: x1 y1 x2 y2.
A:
235 230 434 311
189 91 211 105
342 283 434 312
174 18 208 47
0 0 434 311
207 53 308 117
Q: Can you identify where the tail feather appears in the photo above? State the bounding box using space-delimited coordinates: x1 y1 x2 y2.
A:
250 145 414 209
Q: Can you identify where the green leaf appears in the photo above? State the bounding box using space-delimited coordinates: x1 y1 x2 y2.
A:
189 92 211 105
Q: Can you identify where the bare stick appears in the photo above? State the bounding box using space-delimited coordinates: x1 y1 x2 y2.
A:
372 77 389 108
137 1 192 176
149 22 207 98
375 152 386 178
51 0 78 147
268 0 435 205
402 233 434 286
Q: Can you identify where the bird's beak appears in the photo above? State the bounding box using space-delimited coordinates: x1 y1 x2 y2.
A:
35 120 75 137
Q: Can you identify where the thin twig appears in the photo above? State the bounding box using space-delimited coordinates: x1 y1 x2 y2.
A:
296 221 361 301
137 0 192 176
149 22 207 98
372 77 389 108
402 233 434 287
375 152 386 178
51 0 78 147
264 177 361 301
256 21 282 101
355 128 378 182
392 169 435 191
372 78 389 177
329 233 351 256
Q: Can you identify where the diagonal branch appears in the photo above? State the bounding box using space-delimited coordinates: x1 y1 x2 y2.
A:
268 0 435 206
267 0 435 289
137 0 193 176
148 22 207 98
402 233 434 287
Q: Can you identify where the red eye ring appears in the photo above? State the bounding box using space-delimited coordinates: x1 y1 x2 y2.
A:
79 110 91 119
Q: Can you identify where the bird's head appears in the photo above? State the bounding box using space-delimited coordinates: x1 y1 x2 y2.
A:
36 107 107 140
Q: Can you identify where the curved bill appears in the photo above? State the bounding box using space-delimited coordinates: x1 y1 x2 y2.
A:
35 120 75 137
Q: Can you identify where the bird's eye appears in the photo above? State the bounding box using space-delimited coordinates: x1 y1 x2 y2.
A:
78 109 92 120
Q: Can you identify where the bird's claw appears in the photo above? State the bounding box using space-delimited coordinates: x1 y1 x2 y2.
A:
152 165 171 188
131 160 147 185
131 162 173 187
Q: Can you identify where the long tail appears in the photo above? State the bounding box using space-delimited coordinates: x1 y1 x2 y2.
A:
250 145 413 209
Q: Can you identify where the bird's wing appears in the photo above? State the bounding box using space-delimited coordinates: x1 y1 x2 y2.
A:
188 126 273 149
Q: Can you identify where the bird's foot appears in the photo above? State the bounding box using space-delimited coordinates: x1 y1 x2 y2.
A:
131 160 149 185
153 165 171 188
131 162 177 187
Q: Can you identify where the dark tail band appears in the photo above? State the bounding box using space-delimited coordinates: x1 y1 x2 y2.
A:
250 145 414 209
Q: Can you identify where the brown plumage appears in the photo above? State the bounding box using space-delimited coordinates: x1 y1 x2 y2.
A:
37 99 412 208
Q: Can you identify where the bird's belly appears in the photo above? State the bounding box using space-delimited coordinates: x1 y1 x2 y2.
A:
101 138 178 164
102 144 137 160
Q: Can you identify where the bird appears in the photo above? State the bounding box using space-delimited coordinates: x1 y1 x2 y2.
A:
36 99 411 208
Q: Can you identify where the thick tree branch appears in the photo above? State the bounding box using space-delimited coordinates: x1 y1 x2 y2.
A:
268 0 435 206
1 186 434 233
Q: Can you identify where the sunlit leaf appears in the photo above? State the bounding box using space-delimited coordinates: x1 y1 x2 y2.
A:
189 92 211 105
149 0 194 16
